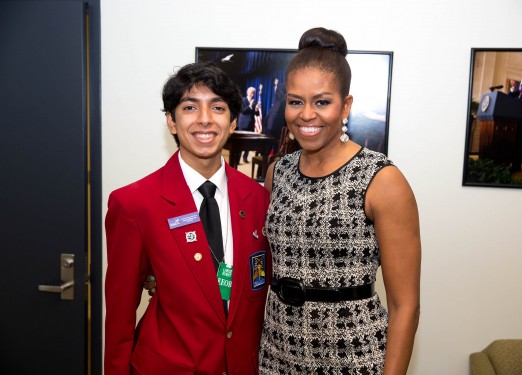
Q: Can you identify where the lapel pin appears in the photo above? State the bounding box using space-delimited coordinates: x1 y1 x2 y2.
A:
253 230 258 239
194 253 202 261
239 210 246 219
186 231 197 243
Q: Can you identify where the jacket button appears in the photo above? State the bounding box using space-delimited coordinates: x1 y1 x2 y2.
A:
226 331 233 339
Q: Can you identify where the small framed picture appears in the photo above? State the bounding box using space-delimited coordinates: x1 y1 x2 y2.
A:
463 48 522 188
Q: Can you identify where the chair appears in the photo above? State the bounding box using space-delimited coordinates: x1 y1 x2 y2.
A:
470 339 522 375
250 152 264 180
251 126 298 180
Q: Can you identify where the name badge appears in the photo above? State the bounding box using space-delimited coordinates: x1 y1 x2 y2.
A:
250 251 266 290
168 212 200 229
217 262 233 301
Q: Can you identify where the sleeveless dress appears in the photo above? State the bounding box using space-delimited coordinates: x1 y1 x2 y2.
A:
259 147 393 375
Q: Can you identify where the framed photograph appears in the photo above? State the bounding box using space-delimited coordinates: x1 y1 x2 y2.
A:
196 47 393 155
463 48 522 188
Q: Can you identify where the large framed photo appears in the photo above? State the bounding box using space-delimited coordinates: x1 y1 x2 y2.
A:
463 48 522 188
196 47 393 155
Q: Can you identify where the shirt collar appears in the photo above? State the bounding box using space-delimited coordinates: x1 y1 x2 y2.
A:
178 151 227 195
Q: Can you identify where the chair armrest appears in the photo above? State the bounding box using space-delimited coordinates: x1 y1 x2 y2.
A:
470 352 495 375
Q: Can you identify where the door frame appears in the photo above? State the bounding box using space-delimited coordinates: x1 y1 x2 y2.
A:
86 1 102 374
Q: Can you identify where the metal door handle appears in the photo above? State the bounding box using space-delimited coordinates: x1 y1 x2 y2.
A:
38 280 74 293
38 253 75 300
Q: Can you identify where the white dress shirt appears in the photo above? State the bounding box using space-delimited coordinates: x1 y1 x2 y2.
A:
178 152 233 267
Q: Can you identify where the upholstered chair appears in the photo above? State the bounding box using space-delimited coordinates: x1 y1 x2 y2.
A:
470 339 522 375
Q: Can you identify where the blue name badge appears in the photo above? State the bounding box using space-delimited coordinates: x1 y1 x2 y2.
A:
168 212 200 229
250 251 267 290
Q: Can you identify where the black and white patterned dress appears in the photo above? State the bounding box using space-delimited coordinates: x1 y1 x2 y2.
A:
259 148 393 375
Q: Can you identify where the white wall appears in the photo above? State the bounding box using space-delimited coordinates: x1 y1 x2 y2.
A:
101 0 522 373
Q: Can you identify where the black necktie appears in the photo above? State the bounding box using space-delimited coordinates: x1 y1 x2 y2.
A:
198 181 224 271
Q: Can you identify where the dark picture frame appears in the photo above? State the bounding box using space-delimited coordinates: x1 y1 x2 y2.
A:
463 48 522 188
196 47 393 155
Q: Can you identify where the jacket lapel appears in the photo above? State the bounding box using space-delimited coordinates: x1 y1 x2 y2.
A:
225 164 252 325
160 152 226 324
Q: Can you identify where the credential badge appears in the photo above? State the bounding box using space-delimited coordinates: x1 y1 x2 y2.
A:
186 231 197 243
249 251 266 290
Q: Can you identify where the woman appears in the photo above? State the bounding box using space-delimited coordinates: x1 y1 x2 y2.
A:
259 27 421 374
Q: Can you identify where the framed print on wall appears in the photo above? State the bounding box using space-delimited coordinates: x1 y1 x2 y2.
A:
463 48 522 188
196 47 393 155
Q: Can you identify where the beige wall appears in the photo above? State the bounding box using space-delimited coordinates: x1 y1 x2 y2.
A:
101 0 522 373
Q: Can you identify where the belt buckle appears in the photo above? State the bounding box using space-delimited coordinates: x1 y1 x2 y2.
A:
276 277 306 307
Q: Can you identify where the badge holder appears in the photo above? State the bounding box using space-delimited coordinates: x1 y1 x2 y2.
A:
217 262 233 301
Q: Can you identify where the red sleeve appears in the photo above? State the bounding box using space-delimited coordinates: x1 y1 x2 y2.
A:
104 191 149 375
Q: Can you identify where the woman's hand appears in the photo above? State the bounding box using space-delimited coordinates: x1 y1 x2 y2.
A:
144 275 156 297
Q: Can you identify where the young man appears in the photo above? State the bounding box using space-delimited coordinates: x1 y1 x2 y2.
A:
104 62 271 375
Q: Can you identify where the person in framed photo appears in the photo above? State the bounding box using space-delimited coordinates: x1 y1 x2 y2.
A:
508 79 520 98
238 86 259 132
237 86 260 162
264 78 287 147
104 62 271 375
259 27 421 375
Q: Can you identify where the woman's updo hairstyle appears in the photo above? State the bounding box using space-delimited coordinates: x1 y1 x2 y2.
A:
286 27 352 97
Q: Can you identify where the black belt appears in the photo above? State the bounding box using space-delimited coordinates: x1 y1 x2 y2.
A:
271 277 375 307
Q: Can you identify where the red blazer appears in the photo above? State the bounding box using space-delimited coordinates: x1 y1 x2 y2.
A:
105 151 271 375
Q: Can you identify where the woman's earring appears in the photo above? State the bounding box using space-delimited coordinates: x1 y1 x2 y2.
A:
340 118 349 143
